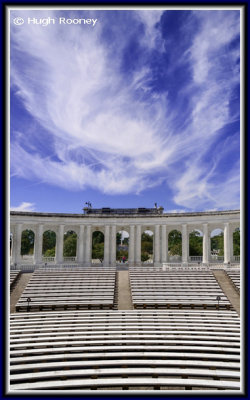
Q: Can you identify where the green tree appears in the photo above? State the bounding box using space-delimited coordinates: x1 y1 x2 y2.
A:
233 229 240 256
141 232 153 262
141 233 153 254
44 248 56 257
42 230 56 255
123 237 129 245
92 231 104 260
189 231 203 256
63 232 77 257
92 231 104 245
168 230 182 256
21 230 34 255
211 232 224 256
117 249 128 261
141 252 150 262
92 242 104 260
116 232 122 245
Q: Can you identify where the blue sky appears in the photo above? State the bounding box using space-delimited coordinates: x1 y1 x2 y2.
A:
10 8 240 213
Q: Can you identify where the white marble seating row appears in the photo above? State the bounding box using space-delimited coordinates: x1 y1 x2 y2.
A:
16 270 116 311
225 270 240 292
9 310 240 391
129 270 231 309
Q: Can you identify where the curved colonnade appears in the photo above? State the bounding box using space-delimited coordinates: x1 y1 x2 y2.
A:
10 210 240 266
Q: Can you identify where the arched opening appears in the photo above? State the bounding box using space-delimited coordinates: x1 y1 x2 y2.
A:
168 230 182 262
63 230 77 260
141 230 153 263
21 229 35 262
233 227 240 261
116 230 129 263
210 229 224 261
92 231 104 263
42 230 56 259
189 230 203 262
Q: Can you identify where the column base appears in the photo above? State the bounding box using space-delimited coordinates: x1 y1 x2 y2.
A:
154 262 162 268
181 262 188 268
224 261 231 267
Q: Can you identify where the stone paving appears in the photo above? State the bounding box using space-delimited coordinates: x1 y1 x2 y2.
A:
10 273 33 313
212 270 240 315
117 271 133 309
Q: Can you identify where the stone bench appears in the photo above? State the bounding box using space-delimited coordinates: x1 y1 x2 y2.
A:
16 269 117 311
225 270 240 292
9 309 240 391
129 270 231 309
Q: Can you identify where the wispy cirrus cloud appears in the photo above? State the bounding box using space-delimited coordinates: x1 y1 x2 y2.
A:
10 9 240 210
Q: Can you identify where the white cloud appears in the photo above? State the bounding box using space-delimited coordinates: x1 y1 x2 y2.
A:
10 10 240 211
10 202 36 211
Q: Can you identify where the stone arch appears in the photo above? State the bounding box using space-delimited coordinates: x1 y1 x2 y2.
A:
63 230 77 258
189 229 203 261
42 230 56 257
168 229 182 262
21 229 35 262
116 229 129 263
210 228 224 261
141 229 154 263
92 229 104 263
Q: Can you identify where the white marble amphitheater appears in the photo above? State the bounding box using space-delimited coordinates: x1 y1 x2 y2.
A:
9 208 242 394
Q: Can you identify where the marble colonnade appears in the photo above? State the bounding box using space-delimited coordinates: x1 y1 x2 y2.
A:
10 210 240 266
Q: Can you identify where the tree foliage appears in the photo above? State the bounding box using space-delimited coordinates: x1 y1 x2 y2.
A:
123 237 129 245
117 249 128 261
189 231 202 256
43 230 56 256
141 232 153 261
21 230 34 255
116 232 122 245
168 230 182 256
233 229 240 256
211 232 224 256
63 232 77 257
92 231 104 260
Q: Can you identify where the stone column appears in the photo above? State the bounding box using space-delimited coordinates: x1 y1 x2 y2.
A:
129 225 135 265
154 225 160 265
224 222 230 264
55 225 64 264
202 223 209 264
12 223 22 265
182 224 188 265
104 225 110 266
110 225 117 267
135 225 141 266
161 225 167 263
77 225 85 264
34 224 43 264
84 225 92 266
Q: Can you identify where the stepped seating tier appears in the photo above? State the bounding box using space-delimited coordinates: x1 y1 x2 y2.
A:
15 268 116 311
129 268 231 309
226 269 240 293
10 271 21 290
10 309 240 391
